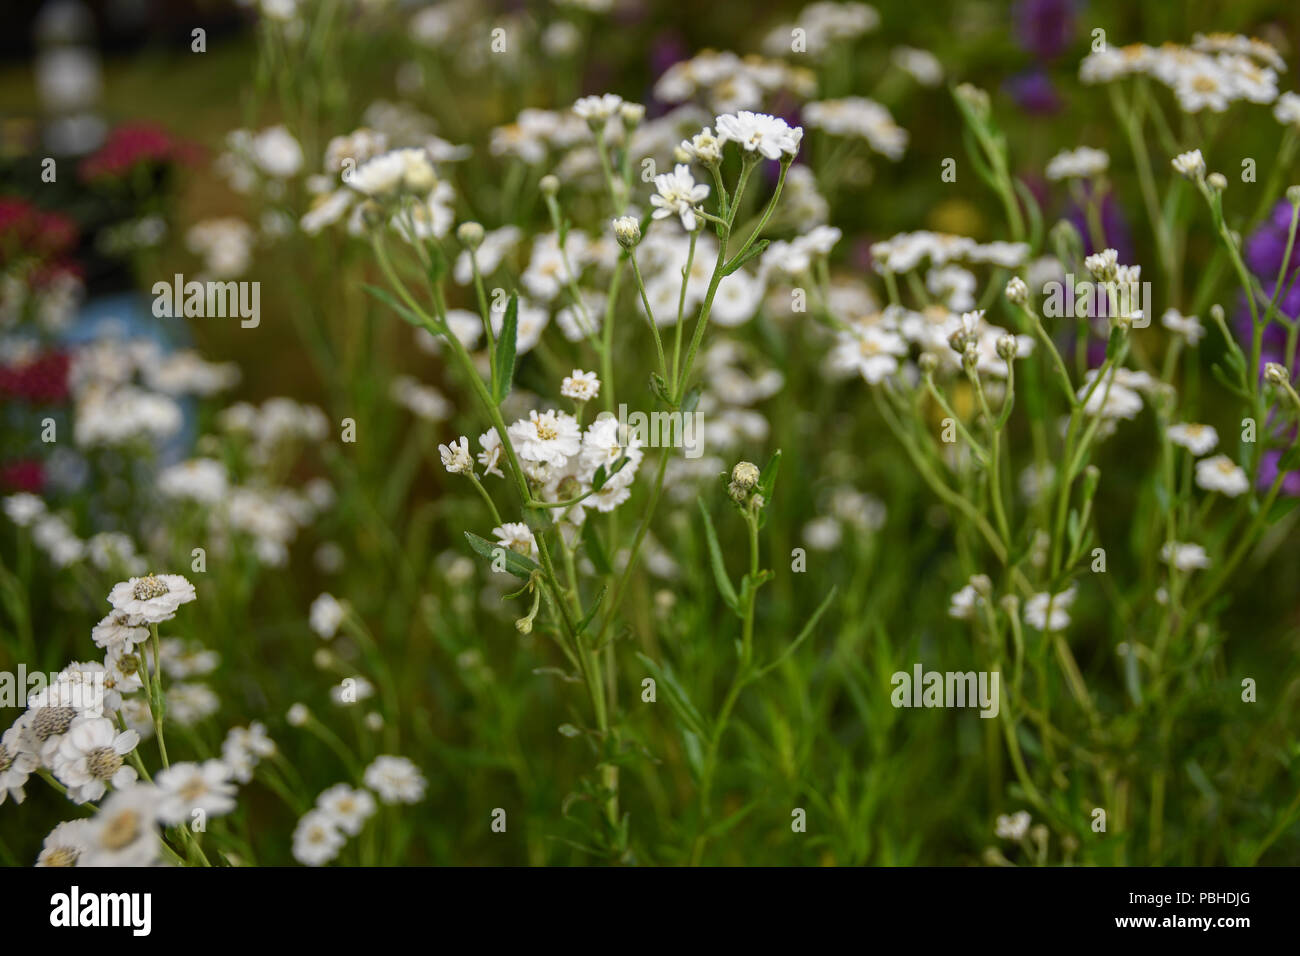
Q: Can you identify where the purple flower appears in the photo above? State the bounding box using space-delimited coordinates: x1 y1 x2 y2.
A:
1014 0 1078 60
1004 69 1063 114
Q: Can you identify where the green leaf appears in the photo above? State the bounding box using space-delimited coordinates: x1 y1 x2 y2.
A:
722 238 769 276
636 652 710 739
491 293 518 403
464 530 538 579
756 586 836 677
697 498 740 614
363 284 429 330
758 449 782 500
1277 444 1300 474
680 384 703 415
582 519 612 574
576 585 607 635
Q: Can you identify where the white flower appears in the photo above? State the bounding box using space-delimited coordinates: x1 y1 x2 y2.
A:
316 783 376 836
106 574 197 624
1274 91 1300 127
508 409 582 466
158 458 229 504
82 784 161 867
250 124 303 178
561 369 601 402
680 126 722 165
293 809 345 866
1195 455 1249 496
1168 423 1218 456
454 225 521 284
1161 541 1211 572
828 326 908 384
478 430 505 478
573 93 623 123
439 435 475 475
892 46 943 86
3 492 46 526
310 593 346 639
995 810 1031 840
52 715 139 804
222 723 275 783
347 147 437 198
287 703 311 727
714 110 802 159
155 760 238 825
0 722 37 806
1161 308 1204 344
1045 146 1109 181
803 98 906 159
363 755 427 805
1172 149 1206 179
802 516 843 551
331 676 375 706
650 163 710 231
1024 588 1076 632
948 585 981 620
166 682 220 726
492 522 537 559
91 612 147 654
36 819 95 866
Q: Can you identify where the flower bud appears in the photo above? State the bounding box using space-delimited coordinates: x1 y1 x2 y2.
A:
1207 172 1227 191
731 461 760 490
613 215 641 249
457 221 485 249
1005 276 1029 306
539 174 560 196
1264 362 1290 385
996 334 1019 361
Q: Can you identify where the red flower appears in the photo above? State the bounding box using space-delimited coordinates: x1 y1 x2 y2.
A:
78 122 203 182
0 459 45 493
0 349 71 403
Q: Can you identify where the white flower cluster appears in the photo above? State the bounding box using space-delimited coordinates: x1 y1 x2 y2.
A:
869 231 1029 274
761 2 880 58
804 98 907 160
655 51 815 113
1080 34 1286 115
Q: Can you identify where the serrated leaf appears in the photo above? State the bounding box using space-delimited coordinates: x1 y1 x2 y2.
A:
464 530 538 579
697 498 740 614
491 293 518 403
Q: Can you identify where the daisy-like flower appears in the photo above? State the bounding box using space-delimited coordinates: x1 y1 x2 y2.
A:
0 722 37 805
507 409 582 466
1024 588 1076 632
91 611 147 654
948 584 980 620
1161 308 1204 344
828 326 908 384
316 783 377 836
222 723 276 783
310 593 346 639
155 760 238 824
293 809 345 866
1196 455 1249 496
3 492 46 526
52 716 139 804
439 436 475 475
561 369 601 402
1172 149 1206 179
1168 423 1218 456
714 111 803 159
1045 146 1109 181
36 819 95 866
363 755 427 805
492 522 537 559
1161 541 1211 572
478 430 505 478
346 147 437 199
650 163 710 231
573 93 624 125
1274 91 1300 128
995 810 1031 841
680 126 722 165
106 574 197 624
82 784 162 867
